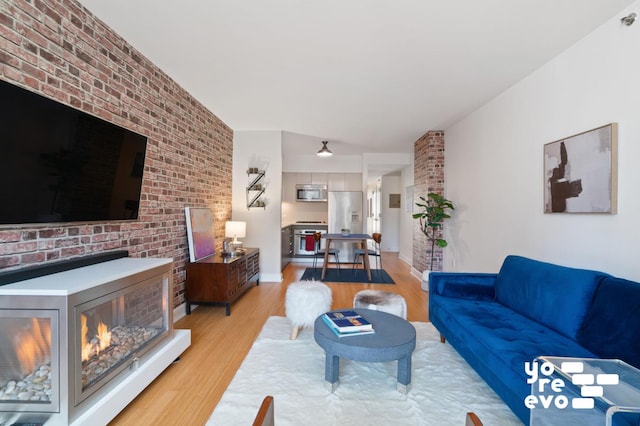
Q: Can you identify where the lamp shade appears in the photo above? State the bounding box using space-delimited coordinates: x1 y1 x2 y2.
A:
317 140 333 157
225 221 246 243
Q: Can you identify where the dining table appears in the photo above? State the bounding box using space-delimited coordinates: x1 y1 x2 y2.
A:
321 233 373 281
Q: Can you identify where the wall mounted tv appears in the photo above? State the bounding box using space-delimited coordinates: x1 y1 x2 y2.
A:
0 79 148 225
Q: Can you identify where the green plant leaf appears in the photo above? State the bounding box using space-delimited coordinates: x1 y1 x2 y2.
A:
436 239 448 248
412 193 455 270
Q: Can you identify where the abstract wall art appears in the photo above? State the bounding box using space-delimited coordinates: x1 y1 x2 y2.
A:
544 123 618 214
185 207 216 261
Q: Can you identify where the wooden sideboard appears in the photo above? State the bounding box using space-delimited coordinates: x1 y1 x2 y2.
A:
185 248 260 316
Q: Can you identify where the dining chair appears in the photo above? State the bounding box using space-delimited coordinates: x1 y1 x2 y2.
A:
352 232 382 273
312 232 341 274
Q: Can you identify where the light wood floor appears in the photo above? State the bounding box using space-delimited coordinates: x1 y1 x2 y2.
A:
109 253 429 425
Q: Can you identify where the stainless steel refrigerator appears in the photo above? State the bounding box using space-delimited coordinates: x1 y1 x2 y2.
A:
328 191 363 263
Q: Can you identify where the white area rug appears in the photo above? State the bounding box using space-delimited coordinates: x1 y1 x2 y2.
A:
207 316 522 426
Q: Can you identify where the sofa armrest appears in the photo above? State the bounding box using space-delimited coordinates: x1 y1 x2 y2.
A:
429 272 497 300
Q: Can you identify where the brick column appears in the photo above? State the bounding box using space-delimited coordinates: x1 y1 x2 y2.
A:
413 131 445 273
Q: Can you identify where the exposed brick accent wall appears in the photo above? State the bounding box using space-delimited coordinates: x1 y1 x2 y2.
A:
413 130 445 273
0 0 233 307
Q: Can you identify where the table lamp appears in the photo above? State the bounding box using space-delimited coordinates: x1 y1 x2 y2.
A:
225 221 246 251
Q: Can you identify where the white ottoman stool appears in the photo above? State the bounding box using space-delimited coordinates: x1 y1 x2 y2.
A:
353 290 407 319
286 281 332 340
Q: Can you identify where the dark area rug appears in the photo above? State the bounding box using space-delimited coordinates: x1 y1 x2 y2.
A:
300 267 395 284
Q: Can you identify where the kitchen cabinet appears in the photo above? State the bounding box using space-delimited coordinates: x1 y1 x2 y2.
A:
185 248 260 316
327 174 345 191
296 173 312 185
282 172 296 200
327 173 362 191
344 173 362 191
311 173 328 185
281 226 293 270
294 173 329 186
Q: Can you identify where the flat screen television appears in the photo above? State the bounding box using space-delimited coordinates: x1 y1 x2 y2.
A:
0 79 148 225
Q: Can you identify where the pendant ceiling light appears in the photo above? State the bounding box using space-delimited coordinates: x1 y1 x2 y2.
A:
317 140 333 157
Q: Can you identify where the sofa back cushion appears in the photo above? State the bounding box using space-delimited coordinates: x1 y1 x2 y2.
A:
576 277 640 369
494 255 606 339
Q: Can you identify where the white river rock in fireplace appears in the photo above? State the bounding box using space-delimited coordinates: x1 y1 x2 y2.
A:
82 325 160 388
0 364 52 401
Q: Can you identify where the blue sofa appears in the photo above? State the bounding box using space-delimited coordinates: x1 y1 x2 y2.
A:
429 255 640 425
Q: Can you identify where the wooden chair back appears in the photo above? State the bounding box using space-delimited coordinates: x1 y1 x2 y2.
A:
465 412 483 426
252 395 275 426
313 232 322 252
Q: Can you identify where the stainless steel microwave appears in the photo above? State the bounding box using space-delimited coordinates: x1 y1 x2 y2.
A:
296 184 328 202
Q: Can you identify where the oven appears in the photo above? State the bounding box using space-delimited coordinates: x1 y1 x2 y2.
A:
294 229 326 255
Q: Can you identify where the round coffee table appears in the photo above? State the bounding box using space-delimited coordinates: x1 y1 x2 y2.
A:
314 308 416 393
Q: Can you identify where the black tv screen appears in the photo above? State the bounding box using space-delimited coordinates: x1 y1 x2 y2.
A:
0 80 148 225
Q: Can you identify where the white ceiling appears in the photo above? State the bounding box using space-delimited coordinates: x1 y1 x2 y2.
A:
78 0 634 156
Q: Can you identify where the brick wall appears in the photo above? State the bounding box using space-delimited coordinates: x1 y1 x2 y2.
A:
413 130 445 273
0 0 233 307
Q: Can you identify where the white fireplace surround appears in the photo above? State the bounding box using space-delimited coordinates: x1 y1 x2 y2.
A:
0 257 191 426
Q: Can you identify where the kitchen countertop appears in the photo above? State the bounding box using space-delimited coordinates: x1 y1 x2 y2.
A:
282 223 328 229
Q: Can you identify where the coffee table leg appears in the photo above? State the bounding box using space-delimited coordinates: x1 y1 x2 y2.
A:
324 353 340 392
397 355 412 394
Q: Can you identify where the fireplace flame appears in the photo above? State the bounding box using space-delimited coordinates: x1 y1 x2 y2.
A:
81 314 112 362
15 318 51 376
97 321 111 352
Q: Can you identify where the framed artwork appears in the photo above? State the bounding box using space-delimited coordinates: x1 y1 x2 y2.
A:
543 123 618 214
185 207 216 262
389 194 401 208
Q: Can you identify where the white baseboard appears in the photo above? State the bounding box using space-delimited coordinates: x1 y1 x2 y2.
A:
174 303 191 322
398 252 412 265
260 273 283 282
410 266 422 281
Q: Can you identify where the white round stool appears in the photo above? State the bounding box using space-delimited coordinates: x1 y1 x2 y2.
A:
286 281 332 339
353 289 407 319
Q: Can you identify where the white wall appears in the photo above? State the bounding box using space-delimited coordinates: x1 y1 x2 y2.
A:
398 164 414 265
444 2 640 281
380 175 401 251
232 131 283 282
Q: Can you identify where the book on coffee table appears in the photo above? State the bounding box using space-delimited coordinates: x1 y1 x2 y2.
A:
322 318 375 338
322 310 373 333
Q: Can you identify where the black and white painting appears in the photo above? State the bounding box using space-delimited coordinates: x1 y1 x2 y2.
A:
544 123 617 214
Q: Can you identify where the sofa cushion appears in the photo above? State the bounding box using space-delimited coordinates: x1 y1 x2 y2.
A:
494 255 607 340
576 277 640 369
429 272 496 301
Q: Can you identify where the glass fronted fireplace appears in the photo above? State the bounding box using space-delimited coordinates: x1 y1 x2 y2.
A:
0 256 189 426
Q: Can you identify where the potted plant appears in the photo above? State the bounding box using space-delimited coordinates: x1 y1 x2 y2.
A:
412 193 455 290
